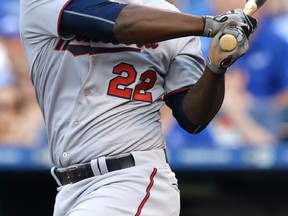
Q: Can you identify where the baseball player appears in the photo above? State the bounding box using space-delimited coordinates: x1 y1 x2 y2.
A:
19 0 256 215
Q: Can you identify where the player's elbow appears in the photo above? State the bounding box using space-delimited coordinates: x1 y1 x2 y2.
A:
165 89 209 134
177 119 208 134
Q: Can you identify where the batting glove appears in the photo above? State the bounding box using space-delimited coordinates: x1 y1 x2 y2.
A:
207 26 249 74
202 9 257 38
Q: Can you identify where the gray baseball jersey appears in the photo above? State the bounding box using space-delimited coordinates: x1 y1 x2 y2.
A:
20 0 205 168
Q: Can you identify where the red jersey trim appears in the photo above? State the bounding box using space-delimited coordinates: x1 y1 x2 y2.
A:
57 0 73 39
135 168 157 216
164 85 193 98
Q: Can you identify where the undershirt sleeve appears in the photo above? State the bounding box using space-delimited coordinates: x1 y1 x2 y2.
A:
60 0 127 42
164 89 208 134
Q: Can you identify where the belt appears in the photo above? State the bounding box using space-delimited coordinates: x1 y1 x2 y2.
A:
53 154 135 186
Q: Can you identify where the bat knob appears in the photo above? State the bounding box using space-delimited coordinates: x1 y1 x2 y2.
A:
219 34 238 52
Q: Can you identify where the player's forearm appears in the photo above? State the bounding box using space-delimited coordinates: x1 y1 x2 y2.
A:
182 67 225 125
60 2 254 45
114 4 204 44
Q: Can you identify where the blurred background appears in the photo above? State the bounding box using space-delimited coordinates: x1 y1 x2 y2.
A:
0 0 288 215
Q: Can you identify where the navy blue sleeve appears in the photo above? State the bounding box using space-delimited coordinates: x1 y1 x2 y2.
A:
60 0 127 42
165 90 208 134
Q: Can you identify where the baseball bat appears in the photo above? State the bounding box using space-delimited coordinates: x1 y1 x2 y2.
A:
219 0 267 52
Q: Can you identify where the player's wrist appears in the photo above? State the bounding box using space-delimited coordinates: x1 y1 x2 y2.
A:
207 26 249 75
202 9 255 38
206 57 227 74
202 15 214 37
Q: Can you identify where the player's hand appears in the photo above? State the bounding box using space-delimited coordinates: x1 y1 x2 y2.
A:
206 26 249 74
202 9 257 38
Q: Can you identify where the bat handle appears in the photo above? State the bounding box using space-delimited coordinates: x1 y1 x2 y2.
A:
219 0 258 51
219 33 238 52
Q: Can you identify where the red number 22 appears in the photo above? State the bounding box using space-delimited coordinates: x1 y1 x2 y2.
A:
108 63 157 102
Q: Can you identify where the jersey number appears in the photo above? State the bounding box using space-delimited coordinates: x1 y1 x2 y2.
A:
108 63 157 102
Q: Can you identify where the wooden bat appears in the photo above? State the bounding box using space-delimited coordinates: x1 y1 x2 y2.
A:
219 0 267 52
